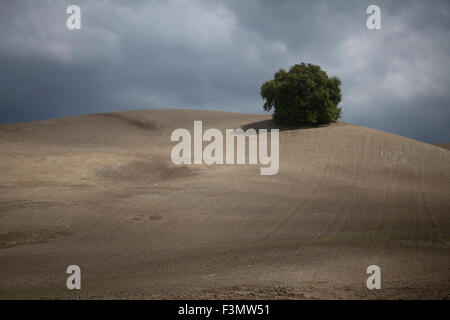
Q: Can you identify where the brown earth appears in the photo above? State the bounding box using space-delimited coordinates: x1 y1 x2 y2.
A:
0 109 449 299
436 143 450 151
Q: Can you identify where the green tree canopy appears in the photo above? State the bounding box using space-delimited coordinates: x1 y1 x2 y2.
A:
260 63 342 126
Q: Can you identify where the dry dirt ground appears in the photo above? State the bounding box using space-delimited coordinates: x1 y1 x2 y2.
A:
436 143 450 151
0 109 449 299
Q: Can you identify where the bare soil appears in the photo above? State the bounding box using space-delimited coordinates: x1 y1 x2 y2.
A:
0 109 449 299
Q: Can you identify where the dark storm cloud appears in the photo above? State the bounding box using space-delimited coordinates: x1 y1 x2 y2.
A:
0 0 449 143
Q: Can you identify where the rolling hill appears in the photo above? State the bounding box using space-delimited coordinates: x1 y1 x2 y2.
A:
0 109 449 299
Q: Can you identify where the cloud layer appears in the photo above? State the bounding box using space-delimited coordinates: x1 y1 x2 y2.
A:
1 0 449 143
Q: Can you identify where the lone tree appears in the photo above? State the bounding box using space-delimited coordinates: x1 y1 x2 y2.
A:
260 63 342 126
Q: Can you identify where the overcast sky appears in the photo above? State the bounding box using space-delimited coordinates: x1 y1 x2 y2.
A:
0 0 449 143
